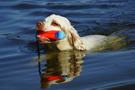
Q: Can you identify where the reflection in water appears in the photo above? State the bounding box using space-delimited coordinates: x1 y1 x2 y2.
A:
37 50 85 89
35 25 135 89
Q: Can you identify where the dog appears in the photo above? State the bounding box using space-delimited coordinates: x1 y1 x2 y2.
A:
36 14 107 51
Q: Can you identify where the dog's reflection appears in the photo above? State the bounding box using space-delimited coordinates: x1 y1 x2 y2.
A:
38 51 85 89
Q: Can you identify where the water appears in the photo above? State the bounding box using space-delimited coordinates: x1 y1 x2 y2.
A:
0 0 135 90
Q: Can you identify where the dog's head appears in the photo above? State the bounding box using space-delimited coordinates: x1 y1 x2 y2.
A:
36 14 85 51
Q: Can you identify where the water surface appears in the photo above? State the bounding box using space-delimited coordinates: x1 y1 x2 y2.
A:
0 0 135 90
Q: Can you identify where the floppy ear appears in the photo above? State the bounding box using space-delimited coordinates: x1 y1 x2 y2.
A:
66 26 86 51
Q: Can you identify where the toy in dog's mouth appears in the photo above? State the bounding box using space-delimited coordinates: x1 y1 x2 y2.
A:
36 30 66 43
37 35 56 43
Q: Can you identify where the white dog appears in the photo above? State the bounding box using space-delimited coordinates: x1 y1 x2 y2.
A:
36 14 107 51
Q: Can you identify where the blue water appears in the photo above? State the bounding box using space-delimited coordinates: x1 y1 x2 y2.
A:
0 0 135 90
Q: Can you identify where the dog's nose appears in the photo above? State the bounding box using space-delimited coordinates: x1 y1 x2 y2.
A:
37 21 44 26
37 21 44 31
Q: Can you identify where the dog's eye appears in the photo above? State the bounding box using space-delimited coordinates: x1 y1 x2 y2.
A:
51 20 60 27
53 22 59 26
52 22 59 26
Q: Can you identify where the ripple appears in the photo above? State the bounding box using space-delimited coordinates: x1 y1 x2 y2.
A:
10 3 43 10
1 0 135 90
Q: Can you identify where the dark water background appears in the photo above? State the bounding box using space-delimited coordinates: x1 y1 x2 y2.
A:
1 0 135 90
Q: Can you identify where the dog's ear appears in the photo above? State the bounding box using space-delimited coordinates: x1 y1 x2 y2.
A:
65 26 86 51
55 15 85 51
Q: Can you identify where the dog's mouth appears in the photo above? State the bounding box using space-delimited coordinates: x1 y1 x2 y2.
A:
36 21 62 43
36 21 55 43
36 35 57 43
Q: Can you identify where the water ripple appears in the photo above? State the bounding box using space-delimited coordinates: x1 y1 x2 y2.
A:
1 0 135 90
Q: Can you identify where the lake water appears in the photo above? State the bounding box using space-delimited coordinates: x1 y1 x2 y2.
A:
0 0 135 90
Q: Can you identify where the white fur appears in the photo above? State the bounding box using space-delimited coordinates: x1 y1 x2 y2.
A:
38 14 107 51
81 35 107 50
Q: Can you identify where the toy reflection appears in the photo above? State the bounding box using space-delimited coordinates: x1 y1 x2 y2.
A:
38 51 85 89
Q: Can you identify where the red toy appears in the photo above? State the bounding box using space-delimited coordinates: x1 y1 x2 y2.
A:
36 30 66 40
47 75 69 81
47 76 62 81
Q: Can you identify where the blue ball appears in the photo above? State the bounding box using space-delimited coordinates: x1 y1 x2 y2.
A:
58 31 66 40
